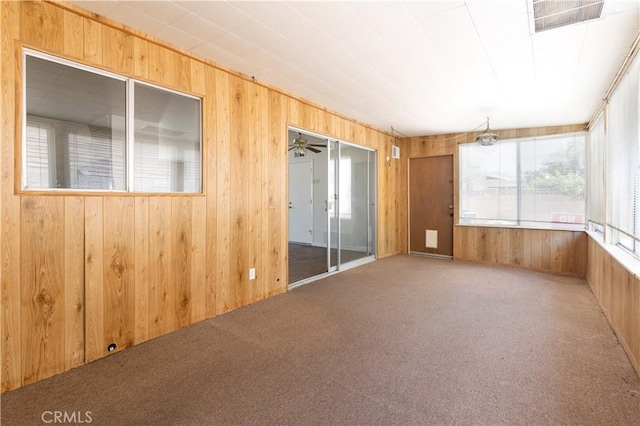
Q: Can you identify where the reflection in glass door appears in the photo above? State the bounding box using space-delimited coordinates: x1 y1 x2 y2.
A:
328 140 339 271
329 140 376 273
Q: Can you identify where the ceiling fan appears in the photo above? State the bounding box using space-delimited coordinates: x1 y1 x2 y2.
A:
288 132 326 156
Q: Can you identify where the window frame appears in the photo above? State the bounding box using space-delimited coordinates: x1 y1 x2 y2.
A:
457 132 587 231
21 48 203 195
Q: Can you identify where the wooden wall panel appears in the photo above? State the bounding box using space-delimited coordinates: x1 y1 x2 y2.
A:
215 69 231 314
63 196 84 370
84 197 104 363
20 1 63 52
102 25 133 75
229 76 248 311
204 67 218 317
103 197 135 354
190 197 207 323
171 197 192 328
247 81 263 303
82 18 102 65
148 197 173 338
62 8 82 59
587 237 640 377
20 196 65 385
1 0 405 391
1 0 22 393
134 197 149 343
455 226 587 277
267 91 288 294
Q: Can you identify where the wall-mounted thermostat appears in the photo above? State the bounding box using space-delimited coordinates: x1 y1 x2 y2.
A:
391 145 400 159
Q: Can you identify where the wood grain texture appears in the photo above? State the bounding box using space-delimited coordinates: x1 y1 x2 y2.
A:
229 76 248 311
103 197 135 354
21 196 65 385
171 197 192 327
2 0 405 392
102 25 133 74
82 17 102 65
20 1 63 52
62 8 82 59
134 197 149 343
215 69 231 314
84 197 104 363
204 66 218 317
1 0 22 393
149 197 173 338
587 237 640 377
455 226 587 277
63 196 84 370
190 197 206 323
267 91 288 294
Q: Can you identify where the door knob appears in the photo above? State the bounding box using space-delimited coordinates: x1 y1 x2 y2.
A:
448 205 453 209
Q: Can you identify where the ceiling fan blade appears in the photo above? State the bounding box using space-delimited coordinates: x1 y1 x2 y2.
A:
288 146 296 151
308 144 327 147
306 147 321 153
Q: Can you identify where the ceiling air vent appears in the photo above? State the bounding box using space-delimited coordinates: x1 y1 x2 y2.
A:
532 0 604 33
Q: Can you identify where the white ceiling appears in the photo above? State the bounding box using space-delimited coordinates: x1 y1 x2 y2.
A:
69 0 640 136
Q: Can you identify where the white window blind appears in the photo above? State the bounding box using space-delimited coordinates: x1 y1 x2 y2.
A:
588 112 606 226
459 141 518 224
67 125 126 190
25 120 52 188
607 52 640 248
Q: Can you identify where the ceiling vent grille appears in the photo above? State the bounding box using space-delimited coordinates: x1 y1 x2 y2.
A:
532 0 604 33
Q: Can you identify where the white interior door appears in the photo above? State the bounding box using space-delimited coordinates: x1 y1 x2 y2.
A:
289 161 313 244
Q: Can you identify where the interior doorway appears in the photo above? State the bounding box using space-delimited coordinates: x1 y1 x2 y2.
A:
288 161 313 244
409 155 454 257
288 128 377 286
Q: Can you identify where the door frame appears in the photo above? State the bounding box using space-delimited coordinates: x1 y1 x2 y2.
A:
287 125 377 289
407 154 455 259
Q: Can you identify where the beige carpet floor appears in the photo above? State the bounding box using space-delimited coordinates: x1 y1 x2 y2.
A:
2 255 639 425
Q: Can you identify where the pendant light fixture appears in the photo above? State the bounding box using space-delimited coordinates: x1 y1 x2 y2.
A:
475 117 499 146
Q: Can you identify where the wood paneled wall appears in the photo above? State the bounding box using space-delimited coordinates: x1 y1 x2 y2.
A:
587 237 640 376
0 1 407 391
404 123 587 276
455 226 587 277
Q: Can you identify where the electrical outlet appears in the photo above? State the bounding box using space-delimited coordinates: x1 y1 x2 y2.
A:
249 268 256 280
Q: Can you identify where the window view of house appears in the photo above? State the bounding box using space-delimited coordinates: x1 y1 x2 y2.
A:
459 134 586 229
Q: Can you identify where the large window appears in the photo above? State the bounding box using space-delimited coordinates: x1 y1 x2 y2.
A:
459 133 586 229
23 50 202 193
605 51 640 254
587 111 605 232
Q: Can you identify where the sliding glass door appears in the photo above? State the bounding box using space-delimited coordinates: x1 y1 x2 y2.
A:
328 140 376 273
288 127 376 286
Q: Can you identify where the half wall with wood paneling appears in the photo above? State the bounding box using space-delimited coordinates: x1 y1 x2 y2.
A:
404 124 587 276
587 237 640 376
454 226 587 277
0 0 407 392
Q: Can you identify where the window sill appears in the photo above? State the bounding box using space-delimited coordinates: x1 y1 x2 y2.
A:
17 189 205 197
585 230 640 280
455 222 586 232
